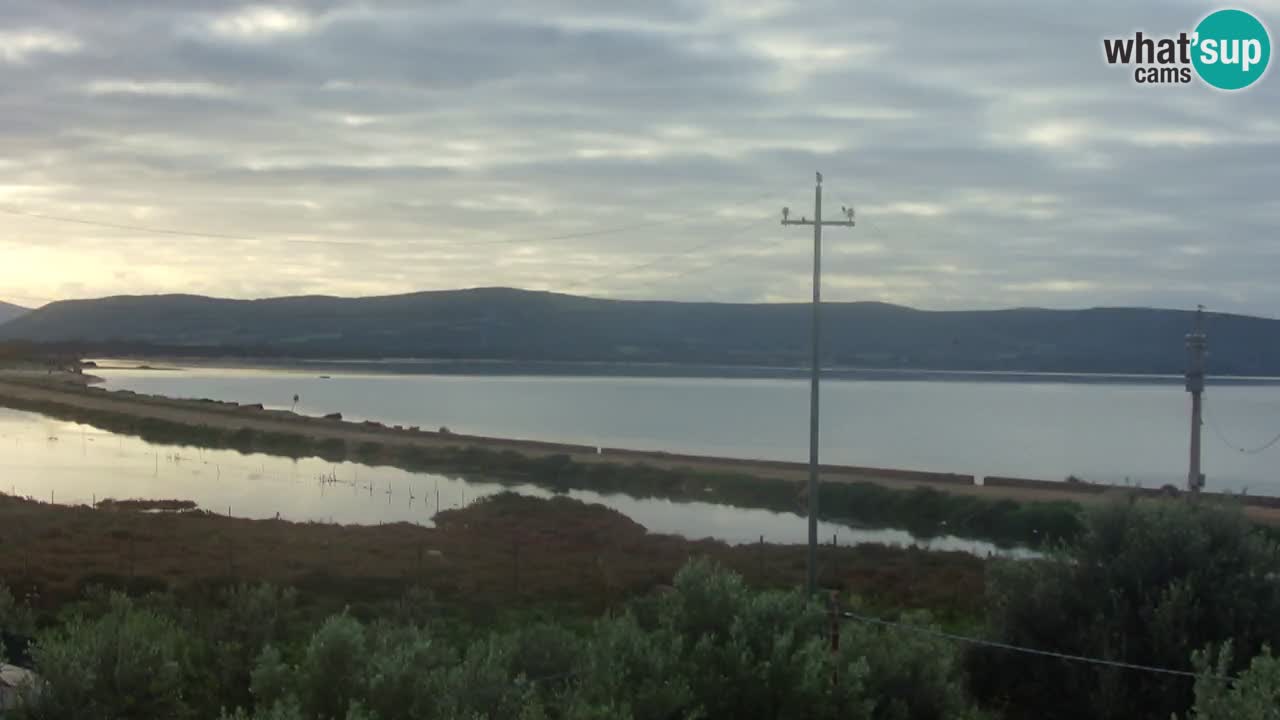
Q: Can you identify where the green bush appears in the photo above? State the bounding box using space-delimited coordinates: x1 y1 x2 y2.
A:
297 614 368 720
613 558 979 720
0 582 35 638
435 633 546 719
12 562 977 720
200 584 300 712
249 645 293 710
818 484 1083 547
227 427 258 452
315 437 347 460
841 610 982 720
256 432 313 458
360 625 455 720
1184 642 1280 720
565 613 692 720
970 499 1280 720
18 593 194 720
0 582 36 664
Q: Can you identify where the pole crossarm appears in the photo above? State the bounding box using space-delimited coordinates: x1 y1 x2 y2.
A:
781 220 856 227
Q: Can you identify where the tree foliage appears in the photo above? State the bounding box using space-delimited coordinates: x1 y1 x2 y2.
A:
17 593 194 720
1182 642 1280 720
13 561 979 720
0 583 35 637
0 582 36 665
970 499 1280 720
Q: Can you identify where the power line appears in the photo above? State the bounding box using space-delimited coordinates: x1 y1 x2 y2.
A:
592 199 865 294
500 186 787 244
0 200 784 306
1 223 787 309
0 186 789 304
0 189 784 252
1204 399 1280 455
438 190 778 249
562 212 775 291
853 211 923 255
623 234 795 288
839 610 1233 683
0 207 367 247
859 215 897 243
1197 314 1280 456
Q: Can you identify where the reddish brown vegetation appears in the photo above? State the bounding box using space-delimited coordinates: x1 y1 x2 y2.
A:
0 492 984 617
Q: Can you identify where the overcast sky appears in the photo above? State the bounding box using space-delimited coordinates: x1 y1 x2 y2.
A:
1 0 1277 315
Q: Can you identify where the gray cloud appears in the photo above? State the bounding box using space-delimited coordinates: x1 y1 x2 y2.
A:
0 0 1277 317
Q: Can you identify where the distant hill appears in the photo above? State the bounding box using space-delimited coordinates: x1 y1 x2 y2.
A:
1 287 1277 375
0 300 29 325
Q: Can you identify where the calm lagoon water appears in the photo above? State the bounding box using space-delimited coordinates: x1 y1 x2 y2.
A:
0 407 1013 555
96 365 1280 494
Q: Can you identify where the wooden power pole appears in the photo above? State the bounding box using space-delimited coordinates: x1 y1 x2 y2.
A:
1186 305 1207 493
782 172 855 595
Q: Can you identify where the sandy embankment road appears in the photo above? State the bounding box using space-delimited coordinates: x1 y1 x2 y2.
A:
2 371 1276 523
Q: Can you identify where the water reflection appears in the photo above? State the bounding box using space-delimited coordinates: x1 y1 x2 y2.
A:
96 365 1280 493
0 408 1026 557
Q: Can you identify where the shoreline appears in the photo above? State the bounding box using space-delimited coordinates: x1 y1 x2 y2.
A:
1 371 1277 533
87 356 1280 385
0 372 1082 500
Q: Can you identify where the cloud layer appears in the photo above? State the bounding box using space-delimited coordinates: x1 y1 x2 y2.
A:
1 0 1277 315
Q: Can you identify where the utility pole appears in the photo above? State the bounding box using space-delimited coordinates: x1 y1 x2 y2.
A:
782 172 855 595
1185 305 1207 493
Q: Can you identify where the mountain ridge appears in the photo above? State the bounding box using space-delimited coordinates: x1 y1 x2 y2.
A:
1 287 1276 375
0 300 30 325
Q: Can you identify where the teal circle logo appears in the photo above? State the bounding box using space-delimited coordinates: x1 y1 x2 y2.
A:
1192 9 1271 90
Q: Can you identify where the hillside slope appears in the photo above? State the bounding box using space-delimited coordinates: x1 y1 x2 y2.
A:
1 288 1276 374
0 300 29 325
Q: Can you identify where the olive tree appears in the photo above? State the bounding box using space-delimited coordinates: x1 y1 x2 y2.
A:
18 593 194 720
971 499 1280 720
1183 642 1280 720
